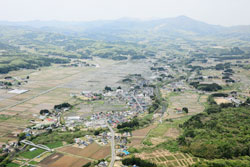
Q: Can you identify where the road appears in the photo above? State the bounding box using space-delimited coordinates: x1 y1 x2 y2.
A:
107 122 115 167
132 93 143 111
20 140 52 151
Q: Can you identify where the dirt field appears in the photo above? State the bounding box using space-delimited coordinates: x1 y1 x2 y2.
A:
90 146 111 159
40 153 64 166
40 154 90 167
129 124 157 147
214 97 231 104
58 142 110 160
132 124 157 137
129 137 144 147
136 149 200 167
164 128 180 139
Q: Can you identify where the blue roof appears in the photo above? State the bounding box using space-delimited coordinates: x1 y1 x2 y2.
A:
123 150 130 155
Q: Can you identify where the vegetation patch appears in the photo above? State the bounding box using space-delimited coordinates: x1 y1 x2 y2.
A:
122 156 157 167
178 106 250 159
19 148 45 159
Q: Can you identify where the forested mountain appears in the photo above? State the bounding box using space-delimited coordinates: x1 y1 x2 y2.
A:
1 16 250 41
1 16 250 74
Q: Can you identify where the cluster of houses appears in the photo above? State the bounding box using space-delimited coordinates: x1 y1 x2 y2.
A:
0 71 157 165
0 141 18 153
114 135 131 157
80 91 103 101
74 135 94 148
18 104 72 139
0 76 29 90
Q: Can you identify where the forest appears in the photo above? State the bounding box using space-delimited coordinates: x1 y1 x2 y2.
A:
179 106 250 161
0 56 70 74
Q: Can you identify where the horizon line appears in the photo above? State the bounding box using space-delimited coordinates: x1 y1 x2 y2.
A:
0 15 249 27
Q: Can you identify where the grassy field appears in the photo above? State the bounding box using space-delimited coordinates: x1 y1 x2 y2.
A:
46 141 63 149
6 163 20 167
165 91 205 119
147 118 188 139
140 116 190 148
19 148 45 159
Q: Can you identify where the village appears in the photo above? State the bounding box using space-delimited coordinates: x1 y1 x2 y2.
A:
0 72 158 166
0 56 248 167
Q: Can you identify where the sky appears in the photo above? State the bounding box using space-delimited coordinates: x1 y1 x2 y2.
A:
0 0 250 26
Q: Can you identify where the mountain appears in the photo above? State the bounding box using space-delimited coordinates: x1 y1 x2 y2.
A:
0 16 250 41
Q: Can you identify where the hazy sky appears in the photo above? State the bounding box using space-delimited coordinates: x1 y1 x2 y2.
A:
0 0 250 26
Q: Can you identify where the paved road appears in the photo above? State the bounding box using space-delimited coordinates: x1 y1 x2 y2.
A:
20 140 52 151
107 122 115 167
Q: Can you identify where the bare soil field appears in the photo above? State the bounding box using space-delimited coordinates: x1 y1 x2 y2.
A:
129 124 157 147
58 142 110 160
90 146 111 159
128 137 144 147
214 97 231 104
0 117 28 141
164 127 180 139
136 150 200 167
132 124 157 137
150 137 166 145
58 143 100 158
33 152 52 162
41 154 90 167
40 153 64 166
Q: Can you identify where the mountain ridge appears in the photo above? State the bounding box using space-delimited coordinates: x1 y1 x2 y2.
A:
1 16 250 41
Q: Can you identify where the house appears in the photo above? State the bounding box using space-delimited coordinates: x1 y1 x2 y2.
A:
66 116 81 121
227 97 241 105
175 108 183 114
29 148 37 152
123 150 130 155
98 161 108 167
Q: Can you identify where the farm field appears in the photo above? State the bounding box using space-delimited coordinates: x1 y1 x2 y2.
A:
144 117 190 145
0 58 152 142
19 148 45 159
136 149 200 167
57 142 110 160
166 92 205 119
132 124 157 137
39 153 90 167
129 124 157 147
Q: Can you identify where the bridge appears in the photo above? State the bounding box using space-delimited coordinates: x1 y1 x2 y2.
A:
20 140 52 152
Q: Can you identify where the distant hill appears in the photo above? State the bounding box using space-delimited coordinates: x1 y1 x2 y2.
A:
1 16 250 41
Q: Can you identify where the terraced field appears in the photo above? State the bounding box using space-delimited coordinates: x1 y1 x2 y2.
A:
136 150 200 167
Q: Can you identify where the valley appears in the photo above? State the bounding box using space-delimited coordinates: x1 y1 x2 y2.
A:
0 16 249 167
